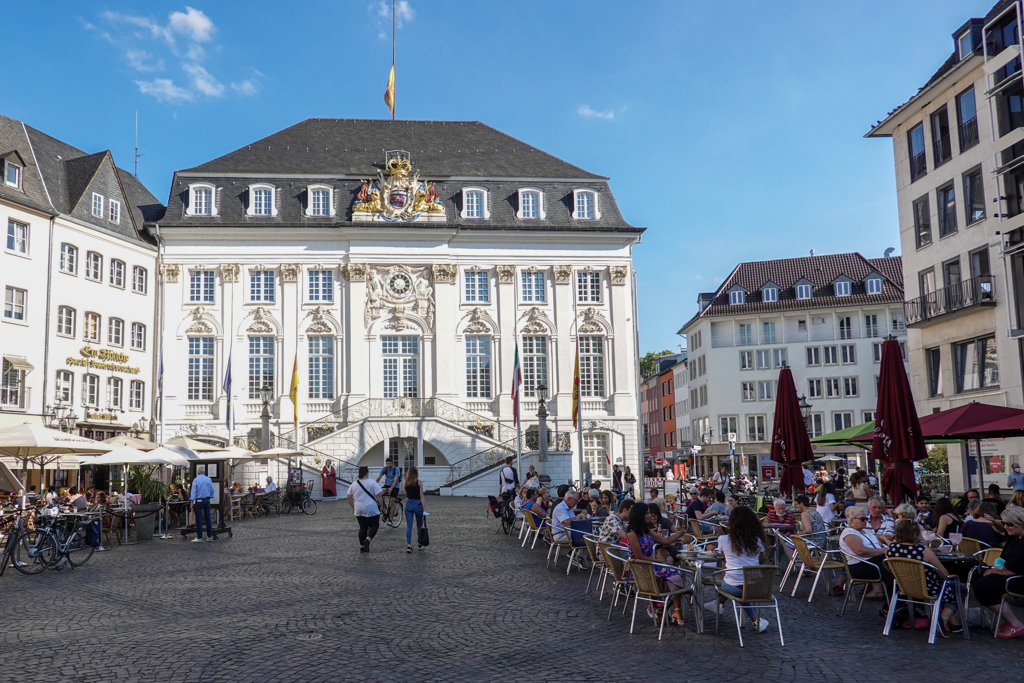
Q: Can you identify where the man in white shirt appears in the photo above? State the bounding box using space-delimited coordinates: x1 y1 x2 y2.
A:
802 466 815 489
347 466 384 553
264 476 278 493
552 490 583 542
497 456 519 501
712 465 731 493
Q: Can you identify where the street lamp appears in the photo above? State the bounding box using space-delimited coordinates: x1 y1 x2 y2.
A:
536 383 548 470
260 384 273 451
44 401 79 433
799 394 812 433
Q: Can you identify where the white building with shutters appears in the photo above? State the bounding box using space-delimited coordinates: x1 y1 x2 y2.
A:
150 119 643 492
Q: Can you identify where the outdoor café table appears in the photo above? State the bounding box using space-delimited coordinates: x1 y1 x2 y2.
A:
935 551 981 583
764 524 792 571
677 548 724 634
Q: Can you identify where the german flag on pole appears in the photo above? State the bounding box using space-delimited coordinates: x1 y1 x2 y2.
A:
572 342 581 428
384 64 395 119
289 353 300 429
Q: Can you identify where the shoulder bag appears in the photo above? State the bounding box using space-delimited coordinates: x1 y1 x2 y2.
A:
418 516 430 547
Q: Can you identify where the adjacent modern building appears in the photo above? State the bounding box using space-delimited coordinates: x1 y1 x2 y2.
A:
150 119 644 491
868 0 1024 493
678 252 908 481
0 114 161 487
640 353 684 475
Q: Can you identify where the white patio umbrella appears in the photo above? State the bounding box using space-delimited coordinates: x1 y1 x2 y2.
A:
103 434 159 452
0 460 22 492
0 423 112 501
166 436 228 452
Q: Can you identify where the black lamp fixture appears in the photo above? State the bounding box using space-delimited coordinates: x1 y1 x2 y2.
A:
259 384 273 406
798 394 812 430
44 400 79 433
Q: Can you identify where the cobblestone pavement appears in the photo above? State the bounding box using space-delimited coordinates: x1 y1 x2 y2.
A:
1 497 1019 682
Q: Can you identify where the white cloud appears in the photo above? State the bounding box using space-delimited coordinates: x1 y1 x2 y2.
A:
578 105 614 120
135 78 195 104
231 79 259 96
183 63 224 97
125 48 163 72
169 7 216 43
184 45 207 62
371 1 414 38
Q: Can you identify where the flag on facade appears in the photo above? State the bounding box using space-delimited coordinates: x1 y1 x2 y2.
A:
156 345 164 421
511 340 522 426
289 353 300 429
572 342 581 429
223 348 233 432
384 64 395 118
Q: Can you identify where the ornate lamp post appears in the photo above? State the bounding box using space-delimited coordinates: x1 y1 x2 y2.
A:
43 400 79 434
260 384 273 451
799 394 812 433
536 383 548 473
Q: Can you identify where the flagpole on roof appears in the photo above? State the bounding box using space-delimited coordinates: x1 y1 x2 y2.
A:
392 0 396 120
573 290 585 489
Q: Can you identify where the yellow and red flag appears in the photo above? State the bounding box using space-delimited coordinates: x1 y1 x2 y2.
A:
384 64 395 119
289 353 300 429
572 342 581 428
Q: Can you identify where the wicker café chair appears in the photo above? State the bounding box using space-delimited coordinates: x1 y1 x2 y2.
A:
583 534 606 595
689 518 719 542
601 546 634 619
520 508 543 549
789 535 844 603
545 525 574 570
957 537 985 555
713 565 784 648
883 557 969 645
993 575 1024 636
965 548 1003 629
626 558 694 641
778 536 802 592
839 550 889 616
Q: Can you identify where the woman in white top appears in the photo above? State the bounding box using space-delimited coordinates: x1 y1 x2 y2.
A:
712 505 770 633
838 505 894 598
814 485 837 525
346 466 384 553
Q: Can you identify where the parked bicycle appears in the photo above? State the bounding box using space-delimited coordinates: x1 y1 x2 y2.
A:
280 481 317 515
35 510 96 571
0 508 57 576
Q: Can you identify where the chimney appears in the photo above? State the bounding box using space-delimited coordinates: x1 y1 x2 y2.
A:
810 249 815 257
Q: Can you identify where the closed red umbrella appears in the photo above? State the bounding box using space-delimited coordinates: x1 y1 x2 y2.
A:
872 339 927 505
770 367 814 497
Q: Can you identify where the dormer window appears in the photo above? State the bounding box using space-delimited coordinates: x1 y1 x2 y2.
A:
4 161 20 188
517 189 545 220
306 185 335 217
958 30 973 60
109 199 120 224
729 290 745 305
834 281 851 297
762 287 778 303
248 185 276 216
91 193 104 217
866 278 883 295
796 284 812 300
187 184 217 216
572 189 601 220
461 188 489 219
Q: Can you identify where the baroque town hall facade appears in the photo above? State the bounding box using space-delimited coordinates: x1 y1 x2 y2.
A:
154 119 643 490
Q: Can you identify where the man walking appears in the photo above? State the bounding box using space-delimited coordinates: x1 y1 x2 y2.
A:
611 464 623 494
348 466 384 553
497 456 519 502
190 470 215 543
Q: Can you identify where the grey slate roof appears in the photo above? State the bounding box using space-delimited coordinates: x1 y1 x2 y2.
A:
679 252 905 332
0 115 55 215
185 119 606 179
164 119 640 234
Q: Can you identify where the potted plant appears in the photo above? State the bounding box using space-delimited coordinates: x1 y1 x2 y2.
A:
128 465 169 541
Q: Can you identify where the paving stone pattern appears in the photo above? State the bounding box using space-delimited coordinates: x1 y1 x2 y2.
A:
0 498 1019 682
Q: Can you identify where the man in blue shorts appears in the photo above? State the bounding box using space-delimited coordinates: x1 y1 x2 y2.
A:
376 457 402 520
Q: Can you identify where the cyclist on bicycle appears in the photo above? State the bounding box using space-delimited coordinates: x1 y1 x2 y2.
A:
497 456 519 502
376 457 402 521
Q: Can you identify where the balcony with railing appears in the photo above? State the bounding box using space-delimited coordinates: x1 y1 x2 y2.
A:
905 275 996 326
0 386 30 412
932 135 952 166
909 151 927 181
959 117 980 151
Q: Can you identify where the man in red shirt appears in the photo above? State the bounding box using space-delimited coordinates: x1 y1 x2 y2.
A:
765 498 797 535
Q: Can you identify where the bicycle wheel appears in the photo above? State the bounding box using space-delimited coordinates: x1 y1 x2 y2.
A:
0 535 12 576
386 500 403 528
301 498 316 515
280 497 292 514
501 506 515 535
67 527 96 567
11 530 57 574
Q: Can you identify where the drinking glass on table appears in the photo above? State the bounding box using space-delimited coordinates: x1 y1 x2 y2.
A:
948 532 963 546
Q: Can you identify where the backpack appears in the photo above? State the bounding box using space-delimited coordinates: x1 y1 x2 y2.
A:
487 495 502 519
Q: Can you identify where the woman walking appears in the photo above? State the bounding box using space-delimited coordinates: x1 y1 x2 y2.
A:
404 466 426 553
346 466 384 553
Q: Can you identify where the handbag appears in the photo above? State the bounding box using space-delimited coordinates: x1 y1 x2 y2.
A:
418 517 430 547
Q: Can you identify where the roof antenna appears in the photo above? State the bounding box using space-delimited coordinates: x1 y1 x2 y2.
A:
809 249 815 257
134 112 144 178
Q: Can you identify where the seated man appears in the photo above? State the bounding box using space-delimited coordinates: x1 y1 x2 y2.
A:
962 501 1006 548
647 487 667 511
551 490 584 542
264 476 278 493
598 499 633 545
915 495 934 529
765 498 797 535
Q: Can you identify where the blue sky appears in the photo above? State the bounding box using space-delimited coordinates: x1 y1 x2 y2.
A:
4 1 979 353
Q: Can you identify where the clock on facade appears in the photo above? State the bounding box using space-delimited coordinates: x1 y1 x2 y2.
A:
388 273 411 296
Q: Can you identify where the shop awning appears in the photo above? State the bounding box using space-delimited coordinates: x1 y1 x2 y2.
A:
3 355 35 373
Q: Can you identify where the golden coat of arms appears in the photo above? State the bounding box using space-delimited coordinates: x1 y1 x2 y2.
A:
352 150 445 222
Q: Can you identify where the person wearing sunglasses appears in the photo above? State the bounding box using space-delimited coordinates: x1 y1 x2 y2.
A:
971 507 1024 638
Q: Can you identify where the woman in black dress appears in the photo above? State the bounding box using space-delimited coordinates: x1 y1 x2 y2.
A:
885 520 960 632
972 507 1024 637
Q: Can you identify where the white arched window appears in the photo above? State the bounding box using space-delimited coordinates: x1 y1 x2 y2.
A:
461 187 490 219
187 184 217 216
306 185 335 217
572 189 601 220
516 188 545 220
579 335 606 397
247 184 277 216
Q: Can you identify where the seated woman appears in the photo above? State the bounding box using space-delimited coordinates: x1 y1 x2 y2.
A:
595 491 614 517
522 488 547 527
850 470 872 509
1010 490 1024 509
765 498 797 535
885 519 961 632
815 485 838 525
932 497 963 539
866 497 895 542
723 494 740 518
841 489 858 513
710 505 771 633
962 501 1006 548
838 505 894 598
971 506 1024 637
626 503 688 626
893 503 916 522
794 495 826 537
514 486 528 520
